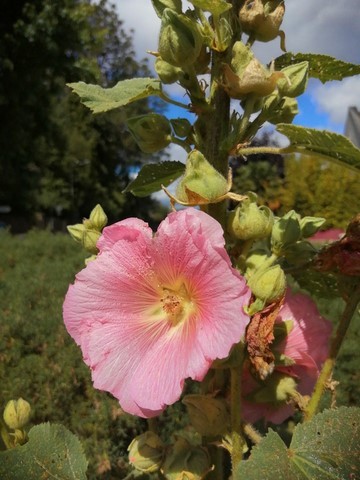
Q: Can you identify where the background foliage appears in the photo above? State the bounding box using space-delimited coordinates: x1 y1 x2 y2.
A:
0 229 359 477
232 134 360 229
0 0 164 229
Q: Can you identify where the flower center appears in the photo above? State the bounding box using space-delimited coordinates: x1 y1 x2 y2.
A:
160 282 194 326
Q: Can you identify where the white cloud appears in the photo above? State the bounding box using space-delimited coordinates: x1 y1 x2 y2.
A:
253 0 360 64
311 76 360 125
115 0 159 71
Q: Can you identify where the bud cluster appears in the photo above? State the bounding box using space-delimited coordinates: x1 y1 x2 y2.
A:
67 204 108 255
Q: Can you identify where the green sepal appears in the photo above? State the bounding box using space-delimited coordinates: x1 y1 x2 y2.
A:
170 118 192 138
299 216 326 238
277 61 309 98
151 0 182 18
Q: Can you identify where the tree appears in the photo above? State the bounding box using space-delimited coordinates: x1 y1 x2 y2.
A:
278 154 360 228
0 0 161 227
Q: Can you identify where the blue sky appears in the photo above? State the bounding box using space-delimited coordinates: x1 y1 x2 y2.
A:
115 0 360 140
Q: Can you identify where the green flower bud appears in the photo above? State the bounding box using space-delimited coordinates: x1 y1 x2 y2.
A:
277 62 309 98
162 437 211 480
127 113 172 153
227 200 274 241
263 93 299 125
82 229 101 255
159 9 203 67
155 56 182 84
128 431 164 473
271 210 301 255
89 204 108 231
176 150 229 204
248 264 286 304
250 372 298 404
299 216 326 238
3 398 31 430
244 249 272 276
182 394 229 436
67 223 86 244
170 118 192 138
151 0 182 18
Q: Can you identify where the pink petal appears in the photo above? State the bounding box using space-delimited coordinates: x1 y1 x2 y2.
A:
64 208 251 417
97 218 152 252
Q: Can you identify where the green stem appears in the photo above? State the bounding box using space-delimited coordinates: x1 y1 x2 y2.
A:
304 283 360 421
236 146 288 156
0 420 13 449
158 92 191 110
170 136 192 153
230 362 245 472
147 417 158 433
237 95 257 142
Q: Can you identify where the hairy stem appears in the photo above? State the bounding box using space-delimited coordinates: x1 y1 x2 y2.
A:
230 365 245 471
304 283 360 421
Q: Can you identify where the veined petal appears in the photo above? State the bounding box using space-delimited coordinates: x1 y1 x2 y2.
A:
64 208 251 417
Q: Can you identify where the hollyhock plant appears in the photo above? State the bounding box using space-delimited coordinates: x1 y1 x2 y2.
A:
63 208 251 418
242 290 332 424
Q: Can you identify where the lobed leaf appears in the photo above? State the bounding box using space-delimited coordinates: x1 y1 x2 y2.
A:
274 53 360 83
123 161 185 197
67 78 162 113
277 124 360 171
236 407 360 480
0 423 88 480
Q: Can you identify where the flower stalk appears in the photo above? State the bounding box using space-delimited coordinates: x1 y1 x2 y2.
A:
304 283 360 421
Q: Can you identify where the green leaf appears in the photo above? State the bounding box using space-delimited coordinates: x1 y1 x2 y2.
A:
274 52 360 83
67 78 162 113
0 423 88 480
123 161 185 197
189 0 232 16
235 430 295 480
236 407 360 480
289 268 339 299
277 124 360 171
290 407 360 479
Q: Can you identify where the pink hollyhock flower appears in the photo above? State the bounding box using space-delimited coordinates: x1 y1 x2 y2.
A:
242 290 332 424
63 208 250 418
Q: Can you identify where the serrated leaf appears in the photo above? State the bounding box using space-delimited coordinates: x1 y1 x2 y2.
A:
123 161 185 197
277 124 360 171
274 53 360 83
234 430 297 480
189 0 232 16
0 423 88 480
291 407 360 479
236 407 360 480
67 78 162 113
290 268 339 299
